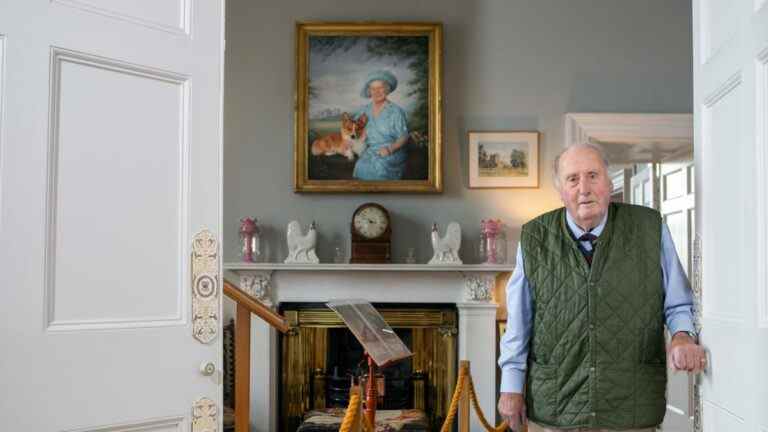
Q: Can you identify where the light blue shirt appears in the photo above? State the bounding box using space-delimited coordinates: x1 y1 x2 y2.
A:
498 211 696 394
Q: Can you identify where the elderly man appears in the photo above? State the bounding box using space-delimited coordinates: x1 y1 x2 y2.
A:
497 143 706 432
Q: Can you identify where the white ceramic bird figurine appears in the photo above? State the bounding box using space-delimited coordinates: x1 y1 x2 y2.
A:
429 222 462 264
285 221 320 264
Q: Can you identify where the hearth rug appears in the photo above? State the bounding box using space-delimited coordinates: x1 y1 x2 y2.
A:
296 408 429 432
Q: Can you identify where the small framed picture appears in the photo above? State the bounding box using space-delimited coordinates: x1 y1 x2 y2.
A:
468 131 539 188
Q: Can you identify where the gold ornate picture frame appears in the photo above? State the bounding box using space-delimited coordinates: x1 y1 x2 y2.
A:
294 22 443 193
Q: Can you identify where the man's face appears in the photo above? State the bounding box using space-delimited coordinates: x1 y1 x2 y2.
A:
557 147 612 230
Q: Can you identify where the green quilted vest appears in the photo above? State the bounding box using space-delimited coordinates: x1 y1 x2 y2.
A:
520 203 667 429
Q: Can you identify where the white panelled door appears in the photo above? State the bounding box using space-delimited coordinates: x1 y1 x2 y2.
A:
660 157 695 276
630 163 658 209
659 156 696 432
0 1 223 430
694 1 768 432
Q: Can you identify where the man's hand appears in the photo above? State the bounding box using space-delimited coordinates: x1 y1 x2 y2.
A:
498 392 526 431
667 332 707 373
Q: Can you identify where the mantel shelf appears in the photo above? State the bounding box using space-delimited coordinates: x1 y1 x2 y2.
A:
223 262 513 272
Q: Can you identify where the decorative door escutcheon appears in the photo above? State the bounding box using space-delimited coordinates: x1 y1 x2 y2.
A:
192 229 219 344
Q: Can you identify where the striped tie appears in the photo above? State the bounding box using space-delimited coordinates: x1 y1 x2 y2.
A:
577 233 598 265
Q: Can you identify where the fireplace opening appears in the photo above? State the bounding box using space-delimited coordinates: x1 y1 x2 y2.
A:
325 327 413 409
279 303 458 432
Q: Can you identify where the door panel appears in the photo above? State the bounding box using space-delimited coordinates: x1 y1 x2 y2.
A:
48 49 188 329
51 0 191 34
0 1 223 430
694 0 768 431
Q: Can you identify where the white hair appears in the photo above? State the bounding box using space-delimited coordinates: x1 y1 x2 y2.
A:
553 142 610 189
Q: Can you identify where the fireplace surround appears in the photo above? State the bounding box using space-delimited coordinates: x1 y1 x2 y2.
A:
224 263 509 432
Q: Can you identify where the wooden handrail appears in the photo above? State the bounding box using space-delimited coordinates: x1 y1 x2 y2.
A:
223 278 290 432
223 279 289 333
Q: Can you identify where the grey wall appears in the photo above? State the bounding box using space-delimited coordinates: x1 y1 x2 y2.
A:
223 0 692 264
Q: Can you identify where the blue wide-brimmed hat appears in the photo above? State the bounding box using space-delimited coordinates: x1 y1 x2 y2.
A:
360 70 398 98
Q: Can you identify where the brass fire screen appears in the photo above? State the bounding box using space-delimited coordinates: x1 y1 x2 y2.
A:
279 305 458 432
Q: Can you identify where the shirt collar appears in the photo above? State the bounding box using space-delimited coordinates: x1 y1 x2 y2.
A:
565 210 608 238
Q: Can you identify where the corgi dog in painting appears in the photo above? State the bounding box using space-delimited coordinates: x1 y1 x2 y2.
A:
311 113 368 160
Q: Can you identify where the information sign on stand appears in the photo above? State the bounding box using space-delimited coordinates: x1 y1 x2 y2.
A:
326 300 413 426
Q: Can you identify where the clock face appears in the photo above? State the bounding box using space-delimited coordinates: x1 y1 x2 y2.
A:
353 205 389 239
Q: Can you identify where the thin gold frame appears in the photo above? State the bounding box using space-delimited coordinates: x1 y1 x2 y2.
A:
294 22 443 193
467 130 541 189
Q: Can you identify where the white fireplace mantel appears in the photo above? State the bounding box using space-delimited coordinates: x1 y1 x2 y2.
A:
224 262 512 271
224 262 512 432
224 262 512 306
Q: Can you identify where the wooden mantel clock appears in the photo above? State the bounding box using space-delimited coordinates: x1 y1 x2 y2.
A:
350 203 391 264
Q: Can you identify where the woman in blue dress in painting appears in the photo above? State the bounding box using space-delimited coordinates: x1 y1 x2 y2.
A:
353 70 409 180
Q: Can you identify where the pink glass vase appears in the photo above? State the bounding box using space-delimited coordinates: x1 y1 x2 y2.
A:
480 219 505 264
239 217 260 262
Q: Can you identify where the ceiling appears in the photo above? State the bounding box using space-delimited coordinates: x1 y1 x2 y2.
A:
564 113 693 165
597 139 693 165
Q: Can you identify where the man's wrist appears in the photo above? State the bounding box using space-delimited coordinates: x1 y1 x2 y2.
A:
500 368 526 394
673 330 698 343
667 315 696 338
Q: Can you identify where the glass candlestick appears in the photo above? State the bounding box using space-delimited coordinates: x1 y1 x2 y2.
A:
480 219 505 264
405 247 417 264
333 244 346 264
239 217 260 262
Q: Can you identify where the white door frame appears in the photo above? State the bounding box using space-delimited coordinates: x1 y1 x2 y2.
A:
564 113 693 149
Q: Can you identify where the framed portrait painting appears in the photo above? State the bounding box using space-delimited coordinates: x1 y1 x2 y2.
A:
468 131 540 188
294 22 443 193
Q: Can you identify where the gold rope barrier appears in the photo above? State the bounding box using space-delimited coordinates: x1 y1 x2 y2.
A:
467 369 509 432
439 363 469 432
339 361 509 432
338 387 376 432
338 391 361 432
